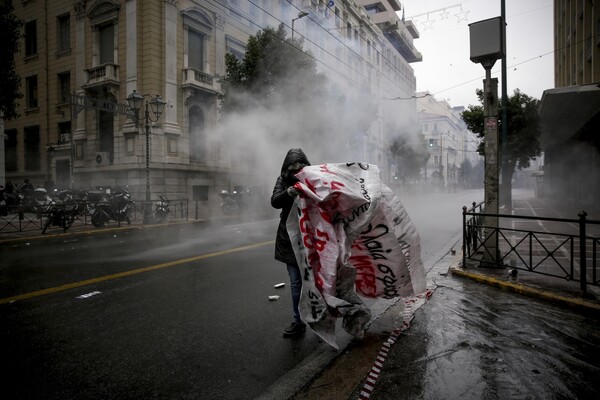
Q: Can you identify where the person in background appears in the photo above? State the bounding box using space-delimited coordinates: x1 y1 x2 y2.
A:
271 148 311 337
20 178 33 192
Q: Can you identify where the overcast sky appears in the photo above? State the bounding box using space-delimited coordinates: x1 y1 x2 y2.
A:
401 0 554 108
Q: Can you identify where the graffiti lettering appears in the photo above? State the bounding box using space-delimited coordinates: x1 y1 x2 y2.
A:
361 223 389 244
335 202 370 226
319 164 338 175
364 239 391 260
357 178 371 201
377 264 400 298
350 253 377 297
346 162 370 170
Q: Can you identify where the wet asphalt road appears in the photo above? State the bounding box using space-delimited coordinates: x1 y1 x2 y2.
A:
0 219 325 400
358 271 600 400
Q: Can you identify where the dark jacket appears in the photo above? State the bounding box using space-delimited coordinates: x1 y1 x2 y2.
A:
271 149 310 265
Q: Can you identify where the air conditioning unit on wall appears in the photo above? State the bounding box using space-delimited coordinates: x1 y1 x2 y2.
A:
95 152 111 166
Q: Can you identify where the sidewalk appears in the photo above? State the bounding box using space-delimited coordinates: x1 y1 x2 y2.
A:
454 191 600 311
0 215 192 245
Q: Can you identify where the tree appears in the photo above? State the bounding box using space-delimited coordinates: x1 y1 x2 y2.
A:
461 88 541 209
0 0 23 120
218 23 327 114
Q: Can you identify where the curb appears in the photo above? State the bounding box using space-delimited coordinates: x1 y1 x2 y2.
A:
449 266 600 315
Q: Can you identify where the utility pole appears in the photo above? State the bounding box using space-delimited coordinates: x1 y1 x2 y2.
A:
469 17 504 266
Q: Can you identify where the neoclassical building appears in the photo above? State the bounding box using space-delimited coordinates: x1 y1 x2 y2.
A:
4 0 421 217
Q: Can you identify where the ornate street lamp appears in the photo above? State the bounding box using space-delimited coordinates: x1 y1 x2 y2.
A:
127 90 166 223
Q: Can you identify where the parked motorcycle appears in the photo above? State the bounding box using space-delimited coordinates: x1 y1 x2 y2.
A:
218 187 253 215
42 190 79 234
218 190 237 215
17 186 53 215
91 186 134 227
154 195 171 223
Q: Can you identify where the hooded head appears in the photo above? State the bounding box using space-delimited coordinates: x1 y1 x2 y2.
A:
280 148 310 180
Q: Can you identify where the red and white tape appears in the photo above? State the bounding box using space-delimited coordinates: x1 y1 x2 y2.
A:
358 289 433 400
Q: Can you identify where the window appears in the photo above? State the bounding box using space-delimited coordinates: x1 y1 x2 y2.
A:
5 129 17 171
25 20 37 56
24 126 41 171
57 14 70 53
98 110 114 156
167 137 178 155
26 75 38 109
182 8 213 72
189 106 207 163
188 30 205 71
98 23 114 64
226 35 245 61
193 185 209 201
58 122 71 144
58 72 70 104
88 1 119 65
428 139 436 147
249 2 259 19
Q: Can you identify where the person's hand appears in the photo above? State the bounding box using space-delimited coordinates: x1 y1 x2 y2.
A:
287 186 300 197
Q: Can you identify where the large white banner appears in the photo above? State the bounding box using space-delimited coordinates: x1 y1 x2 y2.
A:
286 163 426 348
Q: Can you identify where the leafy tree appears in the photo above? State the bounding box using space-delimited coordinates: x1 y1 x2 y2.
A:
461 88 541 209
0 0 23 120
218 23 327 113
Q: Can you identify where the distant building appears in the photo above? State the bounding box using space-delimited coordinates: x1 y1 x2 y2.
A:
3 0 420 217
417 92 481 189
538 0 600 207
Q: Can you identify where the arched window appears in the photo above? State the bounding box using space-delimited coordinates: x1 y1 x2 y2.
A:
189 106 206 163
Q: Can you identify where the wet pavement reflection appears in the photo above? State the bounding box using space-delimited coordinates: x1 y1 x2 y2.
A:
367 274 600 400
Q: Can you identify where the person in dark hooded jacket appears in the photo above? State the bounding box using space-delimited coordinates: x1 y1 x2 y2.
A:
271 148 310 337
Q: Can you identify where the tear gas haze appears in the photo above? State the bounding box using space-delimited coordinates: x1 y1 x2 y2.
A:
217 13 421 187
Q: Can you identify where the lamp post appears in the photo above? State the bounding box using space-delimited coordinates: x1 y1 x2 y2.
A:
127 90 166 223
46 145 55 189
292 11 309 40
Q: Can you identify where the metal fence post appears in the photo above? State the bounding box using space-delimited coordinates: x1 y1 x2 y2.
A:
579 211 587 295
462 206 467 268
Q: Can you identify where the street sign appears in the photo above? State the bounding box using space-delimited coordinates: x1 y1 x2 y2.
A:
71 94 135 118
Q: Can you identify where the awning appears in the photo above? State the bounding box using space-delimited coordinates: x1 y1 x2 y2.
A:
538 83 600 147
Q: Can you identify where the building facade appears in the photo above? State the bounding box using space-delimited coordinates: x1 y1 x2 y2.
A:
538 0 600 206
417 92 481 190
3 0 420 217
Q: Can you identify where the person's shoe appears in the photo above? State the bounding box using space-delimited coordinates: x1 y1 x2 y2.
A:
283 322 306 337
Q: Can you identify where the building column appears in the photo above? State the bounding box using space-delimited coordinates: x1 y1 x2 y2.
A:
163 0 181 136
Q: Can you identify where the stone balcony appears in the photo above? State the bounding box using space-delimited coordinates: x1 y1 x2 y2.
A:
83 63 120 91
182 68 220 95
